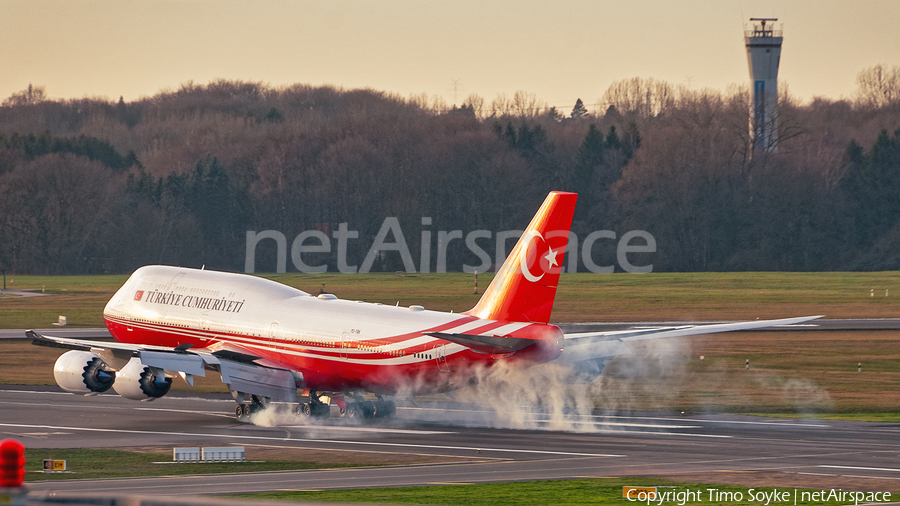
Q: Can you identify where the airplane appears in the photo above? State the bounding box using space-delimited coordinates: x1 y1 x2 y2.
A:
29 191 820 421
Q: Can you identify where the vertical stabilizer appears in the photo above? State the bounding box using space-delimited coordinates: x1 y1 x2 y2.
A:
466 191 577 323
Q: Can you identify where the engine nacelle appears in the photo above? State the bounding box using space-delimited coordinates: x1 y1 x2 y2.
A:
113 357 172 401
53 350 116 395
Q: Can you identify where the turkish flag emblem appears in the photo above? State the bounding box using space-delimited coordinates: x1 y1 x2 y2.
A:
134 291 144 301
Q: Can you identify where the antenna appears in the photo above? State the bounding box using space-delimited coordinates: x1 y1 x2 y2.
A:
449 79 462 106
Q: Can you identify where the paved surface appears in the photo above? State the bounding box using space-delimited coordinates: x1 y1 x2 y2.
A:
0 289 49 298
2 387 899 496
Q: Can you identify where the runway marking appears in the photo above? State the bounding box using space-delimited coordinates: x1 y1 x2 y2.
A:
819 465 900 473
808 472 900 481
597 430 731 438
0 400 231 419
399 407 828 428
0 423 624 458
0 389 235 403
0 389 76 396
134 407 235 418
571 421 700 429
243 442 503 461
279 425 453 435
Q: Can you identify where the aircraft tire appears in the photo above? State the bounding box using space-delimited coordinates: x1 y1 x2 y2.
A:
235 405 245 420
312 403 330 418
361 401 375 419
298 403 312 417
375 400 396 418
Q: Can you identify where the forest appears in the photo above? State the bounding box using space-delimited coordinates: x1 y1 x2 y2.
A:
1 66 899 275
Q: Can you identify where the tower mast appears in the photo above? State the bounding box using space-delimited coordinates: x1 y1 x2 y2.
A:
745 18 783 154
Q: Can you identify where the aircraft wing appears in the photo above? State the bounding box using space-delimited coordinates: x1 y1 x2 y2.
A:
556 315 823 377
28 330 299 402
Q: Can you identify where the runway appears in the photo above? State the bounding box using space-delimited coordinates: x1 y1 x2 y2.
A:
3 387 900 496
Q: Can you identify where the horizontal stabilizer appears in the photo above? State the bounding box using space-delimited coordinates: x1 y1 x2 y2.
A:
426 332 537 354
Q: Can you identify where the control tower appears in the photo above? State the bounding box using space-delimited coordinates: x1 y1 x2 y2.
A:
745 18 782 153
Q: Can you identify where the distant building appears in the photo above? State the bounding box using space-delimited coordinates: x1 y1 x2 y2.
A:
745 18 783 154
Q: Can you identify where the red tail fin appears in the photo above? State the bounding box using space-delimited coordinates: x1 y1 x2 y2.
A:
466 191 577 323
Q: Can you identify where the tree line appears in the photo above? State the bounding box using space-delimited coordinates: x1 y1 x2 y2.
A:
1 66 899 275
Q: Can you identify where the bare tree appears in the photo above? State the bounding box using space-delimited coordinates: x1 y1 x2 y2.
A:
463 93 486 118
489 93 514 117
511 90 546 118
600 77 676 119
2 84 47 107
855 64 900 109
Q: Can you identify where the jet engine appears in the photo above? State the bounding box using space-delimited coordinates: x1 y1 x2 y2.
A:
112 357 172 401
53 350 116 395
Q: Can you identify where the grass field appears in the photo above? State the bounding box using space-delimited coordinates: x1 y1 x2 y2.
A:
24 449 898 502
2 271 900 328
24 448 334 481
22 446 462 481
241 478 893 505
2 271 900 414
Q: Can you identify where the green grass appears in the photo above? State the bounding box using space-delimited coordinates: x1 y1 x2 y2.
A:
4 271 900 328
23 448 357 481
0 274 128 328
242 478 877 505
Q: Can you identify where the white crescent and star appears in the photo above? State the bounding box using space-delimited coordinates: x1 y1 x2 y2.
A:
519 231 559 283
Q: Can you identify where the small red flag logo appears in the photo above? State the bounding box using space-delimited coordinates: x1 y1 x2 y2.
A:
134 291 144 301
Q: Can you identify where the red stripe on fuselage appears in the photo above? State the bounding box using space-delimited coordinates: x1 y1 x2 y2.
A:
103 313 539 394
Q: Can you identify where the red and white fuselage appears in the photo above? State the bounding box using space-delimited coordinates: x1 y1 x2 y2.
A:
103 266 563 395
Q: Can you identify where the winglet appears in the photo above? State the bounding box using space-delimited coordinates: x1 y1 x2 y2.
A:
465 191 577 323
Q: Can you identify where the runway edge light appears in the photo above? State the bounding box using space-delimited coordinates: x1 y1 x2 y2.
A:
0 438 27 506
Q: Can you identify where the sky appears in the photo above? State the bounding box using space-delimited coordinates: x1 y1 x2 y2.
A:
2 0 899 110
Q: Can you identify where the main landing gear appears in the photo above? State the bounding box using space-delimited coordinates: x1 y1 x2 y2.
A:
295 391 396 420
235 394 268 421
344 394 396 420
296 390 332 418
233 391 397 422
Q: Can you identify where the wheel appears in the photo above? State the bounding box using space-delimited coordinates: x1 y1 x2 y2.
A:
347 403 359 418
361 401 375 419
312 403 330 418
235 405 245 420
297 403 312 416
241 404 253 417
375 400 396 418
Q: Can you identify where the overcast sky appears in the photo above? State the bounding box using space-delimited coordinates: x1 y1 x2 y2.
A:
3 0 899 110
